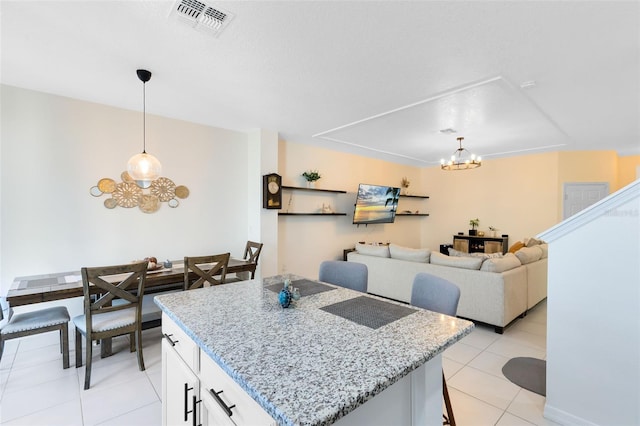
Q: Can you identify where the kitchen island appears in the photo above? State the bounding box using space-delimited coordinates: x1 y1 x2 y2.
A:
155 275 474 425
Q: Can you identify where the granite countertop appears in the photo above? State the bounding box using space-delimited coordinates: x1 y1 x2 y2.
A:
154 275 474 426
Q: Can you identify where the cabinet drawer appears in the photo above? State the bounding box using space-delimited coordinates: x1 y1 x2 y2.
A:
200 354 275 426
162 313 199 372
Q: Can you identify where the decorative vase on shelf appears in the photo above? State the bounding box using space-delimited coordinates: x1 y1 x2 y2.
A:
469 229 477 236
306 181 316 189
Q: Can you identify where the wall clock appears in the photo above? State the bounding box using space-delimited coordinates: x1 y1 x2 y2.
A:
263 173 282 209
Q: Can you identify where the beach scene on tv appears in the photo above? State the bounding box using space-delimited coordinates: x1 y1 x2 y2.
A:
353 184 400 224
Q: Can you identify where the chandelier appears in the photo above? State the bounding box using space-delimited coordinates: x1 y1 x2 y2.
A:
127 69 162 185
441 137 482 171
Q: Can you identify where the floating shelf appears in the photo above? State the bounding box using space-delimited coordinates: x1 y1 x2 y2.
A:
282 186 347 194
278 212 347 216
396 213 430 217
399 194 429 199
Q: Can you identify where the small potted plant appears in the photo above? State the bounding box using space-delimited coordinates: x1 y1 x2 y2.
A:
489 226 498 238
469 218 480 236
302 170 321 188
401 177 410 195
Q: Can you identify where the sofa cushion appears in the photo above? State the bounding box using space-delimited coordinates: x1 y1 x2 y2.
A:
481 253 522 273
355 243 390 258
538 243 548 259
430 252 483 270
514 246 543 264
389 244 430 263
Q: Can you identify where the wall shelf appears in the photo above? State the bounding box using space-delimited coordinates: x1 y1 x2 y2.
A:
278 213 347 216
280 185 347 216
396 213 430 217
399 194 429 199
282 186 347 194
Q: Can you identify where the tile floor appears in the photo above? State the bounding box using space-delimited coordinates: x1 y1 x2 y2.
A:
0 301 553 425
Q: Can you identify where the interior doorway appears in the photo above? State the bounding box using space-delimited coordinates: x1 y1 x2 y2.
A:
563 182 609 220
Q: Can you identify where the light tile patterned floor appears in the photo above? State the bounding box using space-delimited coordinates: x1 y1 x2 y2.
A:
0 302 553 425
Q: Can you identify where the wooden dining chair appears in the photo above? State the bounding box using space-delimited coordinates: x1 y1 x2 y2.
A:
229 241 264 282
73 261 147 390
410 272 461 426
184 253 230 290
243 241 263 279
0 298 70 369
319 260 368 293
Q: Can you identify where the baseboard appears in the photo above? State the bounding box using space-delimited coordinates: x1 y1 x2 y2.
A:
544 403 599 426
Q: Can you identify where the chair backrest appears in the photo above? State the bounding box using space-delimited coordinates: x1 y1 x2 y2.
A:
81 261 148 328
244 241 263 265
318 260 368 293
184 253 230 290
410 272 460 316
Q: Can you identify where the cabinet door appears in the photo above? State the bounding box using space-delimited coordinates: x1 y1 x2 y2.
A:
453 238 469 253
163 340 200 426
200 354 276 425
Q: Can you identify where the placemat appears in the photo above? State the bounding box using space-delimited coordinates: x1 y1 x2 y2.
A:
320 295 417 329
265 279 336 297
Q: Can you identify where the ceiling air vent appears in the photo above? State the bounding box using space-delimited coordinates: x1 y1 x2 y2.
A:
170 0 234 37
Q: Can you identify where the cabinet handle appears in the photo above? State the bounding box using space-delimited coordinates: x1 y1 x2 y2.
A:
209 388 236 417
192 395 202 426
163 333 178 346
184 383 194 421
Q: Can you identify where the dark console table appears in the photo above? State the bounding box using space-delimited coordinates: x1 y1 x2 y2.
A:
452 235 509 254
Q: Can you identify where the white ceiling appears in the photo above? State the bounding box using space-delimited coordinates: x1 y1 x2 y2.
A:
2 0 639 167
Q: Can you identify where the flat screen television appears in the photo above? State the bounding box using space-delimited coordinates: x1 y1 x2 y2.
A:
353 184 400 224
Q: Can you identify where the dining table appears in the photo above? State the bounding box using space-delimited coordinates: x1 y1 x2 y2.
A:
6 258 257 358
6 258 256 307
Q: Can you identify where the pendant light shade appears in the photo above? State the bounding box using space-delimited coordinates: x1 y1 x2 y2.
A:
127 69 161 182
127 152 162 181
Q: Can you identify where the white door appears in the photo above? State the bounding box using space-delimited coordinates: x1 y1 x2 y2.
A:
563 182 609 219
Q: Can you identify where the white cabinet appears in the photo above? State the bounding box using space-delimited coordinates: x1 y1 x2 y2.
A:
162 339 200 426
162 314 276 426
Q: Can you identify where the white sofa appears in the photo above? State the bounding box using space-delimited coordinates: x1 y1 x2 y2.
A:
346 243 547 333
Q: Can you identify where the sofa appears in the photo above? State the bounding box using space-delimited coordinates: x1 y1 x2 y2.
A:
346 242 547 333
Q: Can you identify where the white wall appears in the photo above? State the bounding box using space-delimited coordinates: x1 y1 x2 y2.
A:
540 180 640 425
0 85 250 297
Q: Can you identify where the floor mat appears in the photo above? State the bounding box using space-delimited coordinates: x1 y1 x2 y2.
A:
502 357 546 396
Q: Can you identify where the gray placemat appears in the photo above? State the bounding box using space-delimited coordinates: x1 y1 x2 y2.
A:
320 295 417 329
265 279 336 297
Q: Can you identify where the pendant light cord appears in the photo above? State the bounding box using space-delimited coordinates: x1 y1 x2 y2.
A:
142 81 147 154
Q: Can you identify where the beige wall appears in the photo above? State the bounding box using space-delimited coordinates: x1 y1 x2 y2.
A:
277 141 424 278
278 142 639 279
420 152 560 250
618 154 640 188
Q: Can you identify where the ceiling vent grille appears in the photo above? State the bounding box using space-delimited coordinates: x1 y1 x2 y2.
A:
170 0 234 37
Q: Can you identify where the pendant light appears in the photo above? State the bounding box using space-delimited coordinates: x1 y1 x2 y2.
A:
127 69 162 183
440 137 482 171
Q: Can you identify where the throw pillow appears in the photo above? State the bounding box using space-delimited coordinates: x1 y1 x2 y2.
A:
514 246 543 264
448 248 467 257
355 243 390 258
389 244 430 263
525 237 545 247
480 253 522 273
508 241 525 253
430 252 483 270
